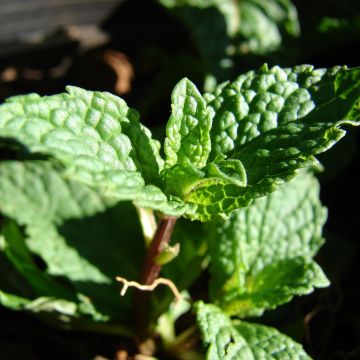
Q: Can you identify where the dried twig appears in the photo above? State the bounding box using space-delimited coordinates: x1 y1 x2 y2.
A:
116 276 182 303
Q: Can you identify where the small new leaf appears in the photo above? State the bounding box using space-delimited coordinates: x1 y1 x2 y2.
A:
165 78 212 168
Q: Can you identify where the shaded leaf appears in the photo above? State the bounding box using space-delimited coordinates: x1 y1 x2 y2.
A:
1 221 76 300
196 302 311 359
0 161 144 322
0 289 131 335
220 257 329 317
158 0 299 79
236 0 300 55
208 171 329 316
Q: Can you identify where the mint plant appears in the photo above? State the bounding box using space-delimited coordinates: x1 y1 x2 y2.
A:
0 64 359 359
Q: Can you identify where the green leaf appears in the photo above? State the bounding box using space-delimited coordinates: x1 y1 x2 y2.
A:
164 78 212 168
195 302 311 359
208 65 359 160
220 257 329 317
0 236 131 334
0 290 30 310
177 65 359 221
0 161 144 322
1 67 359 222
208 171 329 317
0 221 76 300
0 289 131 335
236 0 300 55
158 0 236 81
0 239 109 324
158 0 299 79
0 250 36 298
0 86 187 216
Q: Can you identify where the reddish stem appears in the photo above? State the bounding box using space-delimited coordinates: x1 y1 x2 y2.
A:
139 216 177 285
134 216 177 348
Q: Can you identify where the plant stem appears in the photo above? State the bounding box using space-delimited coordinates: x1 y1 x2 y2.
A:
134 216 177 348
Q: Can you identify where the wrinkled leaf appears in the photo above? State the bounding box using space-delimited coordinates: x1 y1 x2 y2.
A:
0 86 187 216
220 257 329 317
165 78 212 168
196 302 311 359
208 171 329 316
176 65 359 220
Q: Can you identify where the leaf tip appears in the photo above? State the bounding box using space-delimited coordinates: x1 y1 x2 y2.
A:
259 63 269 73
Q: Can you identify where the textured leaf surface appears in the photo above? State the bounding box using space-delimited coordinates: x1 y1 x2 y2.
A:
163 79 213 198
236 0 299 55
196 302 311 359
1 67 359 223
176 65 359 221
165 78 212 168
220 257 328 317
0 161 145 321
208 171 329 316
0 86 187 216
